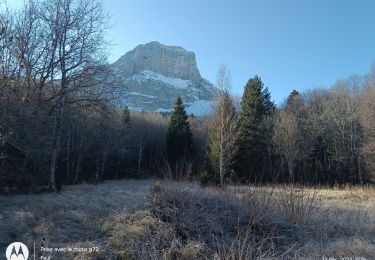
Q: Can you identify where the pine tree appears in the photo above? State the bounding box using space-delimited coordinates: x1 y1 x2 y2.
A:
122 106 131 126
166 96 193 164
287 89 300 100
237 75 275 181
285 89 304 114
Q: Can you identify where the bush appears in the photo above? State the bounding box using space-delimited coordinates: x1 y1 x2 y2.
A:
104 182 282 259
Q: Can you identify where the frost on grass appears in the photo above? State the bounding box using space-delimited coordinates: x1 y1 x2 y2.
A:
104 183 287 259
0 180 374 259
104 182 375 259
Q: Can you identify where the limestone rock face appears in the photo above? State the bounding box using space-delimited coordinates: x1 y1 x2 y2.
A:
113 41 201 81
111 42 218 116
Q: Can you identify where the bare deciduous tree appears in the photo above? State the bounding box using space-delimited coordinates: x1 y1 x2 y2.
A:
273 110 300 182
206 65 239 186
360 77 375 182
35 0 110 190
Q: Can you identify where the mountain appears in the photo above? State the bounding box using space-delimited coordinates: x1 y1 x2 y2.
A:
110 41 218 116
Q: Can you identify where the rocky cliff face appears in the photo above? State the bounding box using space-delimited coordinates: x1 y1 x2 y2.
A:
111 42 218 116
113 41 201 81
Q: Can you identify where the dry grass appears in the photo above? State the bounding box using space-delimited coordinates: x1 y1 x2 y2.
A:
0 180 374 259
104 182 283 259
232 184 375 258
0 179 154 259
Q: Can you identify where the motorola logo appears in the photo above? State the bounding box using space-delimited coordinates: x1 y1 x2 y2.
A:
5 242 29 260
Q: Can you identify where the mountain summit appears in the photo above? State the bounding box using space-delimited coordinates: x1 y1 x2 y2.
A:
113 41 201 81
111 42 218 116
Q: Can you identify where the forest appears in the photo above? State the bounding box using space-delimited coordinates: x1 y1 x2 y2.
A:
1 0 375 194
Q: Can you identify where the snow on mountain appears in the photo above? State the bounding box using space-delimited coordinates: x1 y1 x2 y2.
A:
186 100 215 117
124 91 157 98
129 70 191 89
110 42 219 115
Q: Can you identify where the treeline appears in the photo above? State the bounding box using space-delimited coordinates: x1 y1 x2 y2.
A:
1 0 374 193
0 0 163 192
202 66 375 186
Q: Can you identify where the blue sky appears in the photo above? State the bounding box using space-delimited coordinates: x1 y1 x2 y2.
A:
8 0 375 104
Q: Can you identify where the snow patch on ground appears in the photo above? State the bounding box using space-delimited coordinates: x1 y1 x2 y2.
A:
125 92 156 98
186 100 215 116
128 70 191 89
152 100 214 116
154 108 172 113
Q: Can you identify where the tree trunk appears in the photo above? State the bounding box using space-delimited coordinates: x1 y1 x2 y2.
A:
138 136 143 175
49 96 64 191
357 155 363 185
288 161 294 183
219 98 225 188
219 127 224 187
66 124 71 184
99 149 109 182
74 128 84 184
49 63 67 191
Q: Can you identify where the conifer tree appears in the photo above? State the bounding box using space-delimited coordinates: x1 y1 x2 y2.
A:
122 106 131 126
237 75 275 181
286 89 304 114
166 96 193 164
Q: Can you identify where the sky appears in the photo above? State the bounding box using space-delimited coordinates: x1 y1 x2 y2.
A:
6 0 375 104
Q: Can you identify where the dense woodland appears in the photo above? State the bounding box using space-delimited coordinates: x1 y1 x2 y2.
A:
1 0 375 193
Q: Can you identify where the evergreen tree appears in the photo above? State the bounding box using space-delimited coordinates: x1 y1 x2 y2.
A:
166 96 193 164
287 89 299 100
285 89 304 114
122 106 131 126
237 75 275 181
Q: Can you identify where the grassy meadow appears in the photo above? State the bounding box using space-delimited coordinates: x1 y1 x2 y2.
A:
0 180 374 259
